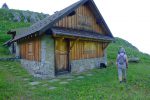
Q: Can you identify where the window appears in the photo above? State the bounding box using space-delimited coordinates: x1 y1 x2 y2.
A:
28 42 33 55
83 42 96 54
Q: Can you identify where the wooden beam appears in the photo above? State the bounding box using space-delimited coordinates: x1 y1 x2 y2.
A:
102 42 109 49
69 37 79 51
60 37 65 41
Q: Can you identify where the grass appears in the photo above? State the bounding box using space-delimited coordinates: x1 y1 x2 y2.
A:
107 38 150 63
0 61 150 100
0 21 30 57
0 8 150 100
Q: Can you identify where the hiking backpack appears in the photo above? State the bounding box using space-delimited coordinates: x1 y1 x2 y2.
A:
117 53 126 65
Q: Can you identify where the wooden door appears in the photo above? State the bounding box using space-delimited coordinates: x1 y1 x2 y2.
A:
55 39 69 74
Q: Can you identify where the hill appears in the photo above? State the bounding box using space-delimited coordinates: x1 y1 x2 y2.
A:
107 37 150 63
0 9 150 100
0 8 48 23
0 8 150 61
0 8 48 57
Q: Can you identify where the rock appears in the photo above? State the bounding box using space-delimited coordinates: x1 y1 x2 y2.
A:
77 76 84 79
86 73 93 76
59 81 69 84
12 12 21 22
128 57 140 63
1 3 9 9
66 79 74 81
49 79 60 83
42 84 48 87
30 13 40 23
49 86 57 90
23 78 29 81
23 15 28 23
22 11 30 23
0 57 19 61
29 81 40 86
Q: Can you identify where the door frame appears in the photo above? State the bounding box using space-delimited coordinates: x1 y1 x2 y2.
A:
54 38 71 75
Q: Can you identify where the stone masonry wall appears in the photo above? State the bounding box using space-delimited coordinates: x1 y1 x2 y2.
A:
71 49 107 73
20 35 55 79
15 42 20 58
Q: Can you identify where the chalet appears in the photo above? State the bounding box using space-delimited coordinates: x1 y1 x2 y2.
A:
5 0 114 78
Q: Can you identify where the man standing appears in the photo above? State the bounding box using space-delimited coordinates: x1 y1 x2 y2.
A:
116 47 128 83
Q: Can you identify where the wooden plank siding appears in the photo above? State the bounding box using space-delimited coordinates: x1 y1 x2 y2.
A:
70 40 104 60
19 38 41 61
54 5 103 34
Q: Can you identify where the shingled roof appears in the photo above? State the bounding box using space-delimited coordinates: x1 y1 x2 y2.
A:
10 0 114 43
52 27 113 41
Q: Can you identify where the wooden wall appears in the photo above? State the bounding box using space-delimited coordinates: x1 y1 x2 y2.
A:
55 4 103 33
19 38 41 61
70 40 104 60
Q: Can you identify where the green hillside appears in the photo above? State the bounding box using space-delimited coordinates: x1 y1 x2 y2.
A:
0 9 48 23
0 8 149 61
0 8 47 57
107 37 150 63
0 20 30 57
0 9 150 100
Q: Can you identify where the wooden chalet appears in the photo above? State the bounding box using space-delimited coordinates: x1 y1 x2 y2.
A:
5 0 114 78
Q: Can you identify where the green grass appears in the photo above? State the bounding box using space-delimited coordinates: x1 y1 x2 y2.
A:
107 37 150 63
0 21 30 57
0 8 150 100
0 61 150 100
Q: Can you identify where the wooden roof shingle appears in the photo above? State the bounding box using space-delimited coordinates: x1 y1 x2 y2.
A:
52 27 114 41
9 0 114 43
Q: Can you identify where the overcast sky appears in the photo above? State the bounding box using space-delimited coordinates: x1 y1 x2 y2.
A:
0 0 150 54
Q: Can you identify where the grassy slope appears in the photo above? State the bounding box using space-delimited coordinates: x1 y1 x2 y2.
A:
0 21 30 57
0 9 150 100
0 61 150 100
107 37 150 63
0 9 30 57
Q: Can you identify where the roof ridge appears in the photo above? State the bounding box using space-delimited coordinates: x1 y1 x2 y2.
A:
12 0 87 42
10 0 114 43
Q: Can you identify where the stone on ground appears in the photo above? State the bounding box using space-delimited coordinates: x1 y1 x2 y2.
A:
49 86 57 90
66 79 74 81
59 81 69 84
86 73 93 76
29 82 40 86
49 79 60 83
23 78 29 81
77 76 84 79
42 84 48 87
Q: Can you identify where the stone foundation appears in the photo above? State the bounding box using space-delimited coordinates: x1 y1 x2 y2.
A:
17 35 108 78
71 57 106 73
20 35 55 79
21 59 54 79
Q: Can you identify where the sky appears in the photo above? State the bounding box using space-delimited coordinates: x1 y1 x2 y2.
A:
0 0 150 54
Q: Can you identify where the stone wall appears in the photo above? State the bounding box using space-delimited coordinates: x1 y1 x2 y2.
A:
15 42 20 58
71 48 107 73
20 35 55 79
71 56 106 73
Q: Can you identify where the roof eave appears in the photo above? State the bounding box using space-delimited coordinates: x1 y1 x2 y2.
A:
39 0 89 34
53 34 113 42
88 0 114 38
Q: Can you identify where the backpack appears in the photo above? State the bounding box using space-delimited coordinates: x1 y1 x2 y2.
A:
117 53 126 65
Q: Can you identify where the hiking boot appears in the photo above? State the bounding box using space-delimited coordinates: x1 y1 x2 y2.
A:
123 79 126 83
